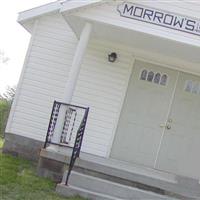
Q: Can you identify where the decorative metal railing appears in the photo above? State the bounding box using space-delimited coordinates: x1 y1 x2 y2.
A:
65 107 89 185
44 101 89 148
44 101 89 184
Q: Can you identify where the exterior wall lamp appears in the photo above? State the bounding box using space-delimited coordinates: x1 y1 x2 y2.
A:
108 52 117 62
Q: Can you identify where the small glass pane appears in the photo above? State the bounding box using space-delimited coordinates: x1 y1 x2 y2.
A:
154 73 161 84
140 70 148 80
147 71 154 82
192 82 199 94
185 80 193 92
160 74 168 86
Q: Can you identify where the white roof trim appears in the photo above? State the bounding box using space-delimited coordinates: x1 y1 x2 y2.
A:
17 1 62 22
17 0 105 23
60 0 104 14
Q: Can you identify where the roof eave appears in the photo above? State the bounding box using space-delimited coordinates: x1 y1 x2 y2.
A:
17 1 62 22
17 1 62 33
17 0 106 34
60 0 103 14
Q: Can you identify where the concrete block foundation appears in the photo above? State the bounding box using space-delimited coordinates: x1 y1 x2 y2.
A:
3 132 43 161
37 156 67 182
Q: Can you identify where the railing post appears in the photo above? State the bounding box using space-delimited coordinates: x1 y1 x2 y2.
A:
65 107 89 185
44 101 58 148
77 107 89 157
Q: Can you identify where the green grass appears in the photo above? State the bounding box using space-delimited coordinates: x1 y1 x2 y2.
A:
0 100 11 138
0 137 4 148
0 153 86 200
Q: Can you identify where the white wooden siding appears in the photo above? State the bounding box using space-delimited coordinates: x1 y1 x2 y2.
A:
71 40 133 156
7 12 133 157
7 13 78 142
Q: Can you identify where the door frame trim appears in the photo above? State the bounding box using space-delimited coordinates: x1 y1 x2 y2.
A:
106 57 136 157
135 55 200 77
154 71 180 168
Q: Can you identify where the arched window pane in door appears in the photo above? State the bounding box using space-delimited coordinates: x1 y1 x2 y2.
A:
147 71 154 82
160 74 168 86
140 70 148 80
192 82 199 94
185 80 193 92
154 73 161 84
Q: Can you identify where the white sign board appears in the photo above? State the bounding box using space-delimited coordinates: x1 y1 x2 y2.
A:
117 2 200 36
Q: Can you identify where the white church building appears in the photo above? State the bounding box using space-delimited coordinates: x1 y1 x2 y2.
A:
3 1 200 199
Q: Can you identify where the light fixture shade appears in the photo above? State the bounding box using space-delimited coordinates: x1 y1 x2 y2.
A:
108 52 117 62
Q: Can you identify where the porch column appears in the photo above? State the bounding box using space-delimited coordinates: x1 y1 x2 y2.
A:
51 22 92 144
63 22 92 103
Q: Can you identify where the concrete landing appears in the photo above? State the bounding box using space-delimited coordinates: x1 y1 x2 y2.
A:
39 146 200 199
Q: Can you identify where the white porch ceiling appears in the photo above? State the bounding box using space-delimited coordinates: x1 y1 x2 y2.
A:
63 14 200 75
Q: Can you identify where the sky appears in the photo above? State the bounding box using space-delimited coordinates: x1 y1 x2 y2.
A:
0 0 54 94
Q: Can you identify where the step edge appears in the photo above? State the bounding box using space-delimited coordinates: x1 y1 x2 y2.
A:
69 171 179 199
76 157 177 184
56 183 122 200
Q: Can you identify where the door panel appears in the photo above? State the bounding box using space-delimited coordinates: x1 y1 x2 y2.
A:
156 72 200 179
111 61 178 167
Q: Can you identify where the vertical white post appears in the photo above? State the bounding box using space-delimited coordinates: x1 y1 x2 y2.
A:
63 22 92 103
51 22 92 144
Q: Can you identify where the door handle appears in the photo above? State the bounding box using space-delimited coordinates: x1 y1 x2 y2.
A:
160 123 171 130
160 124 166 128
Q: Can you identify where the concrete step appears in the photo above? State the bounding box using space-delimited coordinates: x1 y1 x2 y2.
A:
62 171 178 200
74 155 200 199
56 184 121 200
41 147 200 199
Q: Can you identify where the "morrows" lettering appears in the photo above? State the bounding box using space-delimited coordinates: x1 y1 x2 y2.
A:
117 2 200 36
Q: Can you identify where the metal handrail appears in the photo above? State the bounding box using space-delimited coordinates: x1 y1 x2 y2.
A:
44 101 89 185
65 107 89 185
